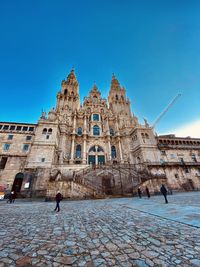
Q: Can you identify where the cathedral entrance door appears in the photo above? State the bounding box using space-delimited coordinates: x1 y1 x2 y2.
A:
88 155 96 166
12 173 24 193
102 177 112 194
98 155 105 165
88 145 105 166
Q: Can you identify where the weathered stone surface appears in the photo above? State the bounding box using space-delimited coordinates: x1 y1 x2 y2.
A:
0 193 200 266
16 256 32 266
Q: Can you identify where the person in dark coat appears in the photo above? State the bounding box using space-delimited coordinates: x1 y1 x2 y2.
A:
54 191 63 212
7 191 14 204
160 184 168 203
11 191 16 203
138 187 142 198
146 187 150 198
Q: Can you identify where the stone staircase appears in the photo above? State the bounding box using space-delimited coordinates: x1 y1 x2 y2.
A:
73 163 167 196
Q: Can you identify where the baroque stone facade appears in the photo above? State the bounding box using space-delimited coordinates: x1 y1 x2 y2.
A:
0 70 200 198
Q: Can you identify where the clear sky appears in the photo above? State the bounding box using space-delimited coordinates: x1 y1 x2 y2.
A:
0 0 200 137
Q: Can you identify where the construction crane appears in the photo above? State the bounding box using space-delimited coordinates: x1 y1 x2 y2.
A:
152 93 181 129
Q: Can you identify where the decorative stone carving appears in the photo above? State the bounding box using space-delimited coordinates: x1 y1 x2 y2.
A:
48 108 57 121
40 111 46 120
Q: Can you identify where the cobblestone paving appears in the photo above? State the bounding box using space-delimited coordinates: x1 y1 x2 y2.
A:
0 193 200 267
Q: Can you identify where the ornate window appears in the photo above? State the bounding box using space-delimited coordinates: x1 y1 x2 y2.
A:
76 145 81 158
111 146 117 158
89 146 104 153
97 146 104 152
89 146 96 152
93 114 99 121
110 128 114 136
93 125 100 136
77 127 82 135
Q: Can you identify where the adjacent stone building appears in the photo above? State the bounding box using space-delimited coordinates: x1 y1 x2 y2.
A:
0 70 200 198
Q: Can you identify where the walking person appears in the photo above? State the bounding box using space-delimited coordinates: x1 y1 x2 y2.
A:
146 187 150 198
54 191 63 212
11 191 16 203
138 187 142 198
160 184 168 203
7 191 14 204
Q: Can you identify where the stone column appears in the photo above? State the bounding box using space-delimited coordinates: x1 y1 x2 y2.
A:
59 134 66 164
118 138 124 163
69 113 76 164
82 115 87 164
72 113 77 134
106 118 111 162
69 136 75 164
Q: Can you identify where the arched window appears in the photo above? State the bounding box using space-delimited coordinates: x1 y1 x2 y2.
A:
77 127 82 135
42 128 47 134
89 146 96 152
110 128 115 136
137 157 141 164
111 146 117 159
64 89 68 95
48 128 52 134
76 145 81 158
93 125 100 136
145 133 149 139
97 146 104 152
93 114 99 121
115 95 118 100
89 146 104 153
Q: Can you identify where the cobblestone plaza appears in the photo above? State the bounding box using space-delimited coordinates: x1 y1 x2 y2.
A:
0 192 200 267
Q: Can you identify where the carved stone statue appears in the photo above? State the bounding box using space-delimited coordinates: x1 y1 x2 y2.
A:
40 111 46 120
144 118 149 127
48 108 57 121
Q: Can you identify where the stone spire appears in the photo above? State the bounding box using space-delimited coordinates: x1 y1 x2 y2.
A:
90 83 99 93
89 83 101 100
66 69 78 86
111 74 121 91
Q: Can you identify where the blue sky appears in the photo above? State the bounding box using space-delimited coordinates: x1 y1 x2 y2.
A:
0 0 200 136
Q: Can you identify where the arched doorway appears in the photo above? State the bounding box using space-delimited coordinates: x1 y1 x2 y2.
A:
101 174 115 195
12 173 24 193
88 145 105 165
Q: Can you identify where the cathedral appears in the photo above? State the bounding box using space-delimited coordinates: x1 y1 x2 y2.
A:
0 69 200 198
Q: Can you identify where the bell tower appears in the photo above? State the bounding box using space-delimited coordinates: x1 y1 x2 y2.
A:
108 74 132 117
56 69 80 112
